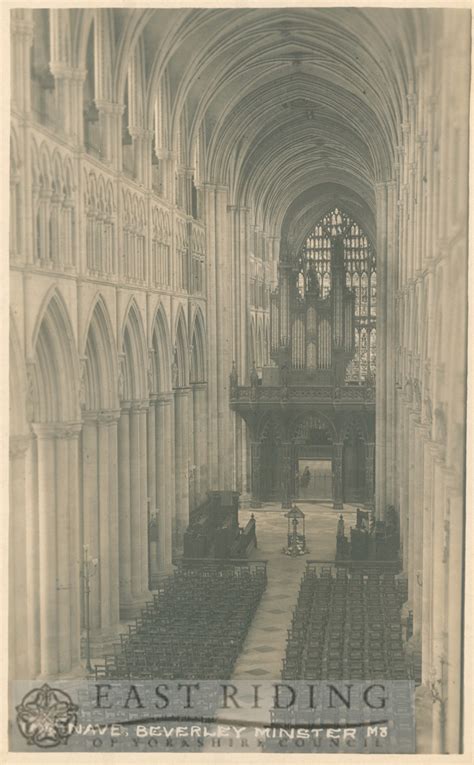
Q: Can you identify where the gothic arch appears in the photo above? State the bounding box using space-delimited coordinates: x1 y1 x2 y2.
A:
151 304 172 394
30 138 41 189
126 37 147 133
39 143 53 192
121 300 147 401
82 296 118 411
31 290 80 422
258 413 284 443
190 308 207 384
64 156 75 197
75 9 114 101
73 8 94 70
51 149 64 194
290 412 336 444
339 413 368 443
173 308 189 387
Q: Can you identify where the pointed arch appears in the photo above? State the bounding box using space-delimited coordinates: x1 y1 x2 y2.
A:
83 296 118 411
121 299 147 401
64 156 75 198
174 103 188 166
31 290 80 422
173 307 189 388
51 149 64 194
290 412 337 444
258 412 284 443
151 303 172 394
39 142 53 192
190 307 207 384
339 413 368 443
127 36 146 132
73 8 94 70
31 137 41 188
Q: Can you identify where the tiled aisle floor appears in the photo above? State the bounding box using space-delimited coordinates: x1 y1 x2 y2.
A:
231 502 358 681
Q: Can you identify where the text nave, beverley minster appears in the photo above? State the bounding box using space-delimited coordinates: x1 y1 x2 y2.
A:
9 7 469 754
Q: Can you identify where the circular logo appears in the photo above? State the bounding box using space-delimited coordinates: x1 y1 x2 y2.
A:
16 683 78 748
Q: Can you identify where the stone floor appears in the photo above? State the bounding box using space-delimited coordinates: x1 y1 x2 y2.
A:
227 501 431 753
232 501 358 680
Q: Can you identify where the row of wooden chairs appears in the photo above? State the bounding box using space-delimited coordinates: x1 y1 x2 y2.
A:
95 566 266 680
283 568 409 681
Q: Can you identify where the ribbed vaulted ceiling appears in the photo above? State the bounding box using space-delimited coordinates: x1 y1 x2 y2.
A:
78 8 434 249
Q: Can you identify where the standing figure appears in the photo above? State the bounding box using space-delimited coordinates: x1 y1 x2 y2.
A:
301 466 311 489
250 363 259 388
337 513 345 538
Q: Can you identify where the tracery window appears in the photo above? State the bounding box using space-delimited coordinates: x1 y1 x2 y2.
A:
297 207 376 382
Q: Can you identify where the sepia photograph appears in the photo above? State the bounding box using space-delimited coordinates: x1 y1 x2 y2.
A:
6 2 471 758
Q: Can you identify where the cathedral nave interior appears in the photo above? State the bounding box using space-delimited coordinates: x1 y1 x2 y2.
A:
9 7 469 753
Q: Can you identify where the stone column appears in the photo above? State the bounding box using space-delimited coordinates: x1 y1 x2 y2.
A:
365 442 375 509
399 396 410 567
188 386 196 511
81 416 100 629
215 185 233 488
193 383 208 505
280 441 293 509
138 404 149 595
95 101 124 168
67 426 82 669
412 422 427 638
52 67 73 137
385 181 398 505
279 262 291 348
430 460 448 753
100 412 120 628
158 394 174 571
332 442 343 510
70 69 87 146
129 404 142 599
10 11 34 114
80 411 120 638
445 489 463 753
147 397 158 583
33 422 82 677
117 404 132 617
375 182 388 517
9 434 32 679
35 425 59 676
174 388 190 550
250 441 262 508
203 184 218 488
407 412 417 608
238 207 250 380
421 440 437 684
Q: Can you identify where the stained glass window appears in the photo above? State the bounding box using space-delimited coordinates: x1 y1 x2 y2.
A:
298 207 376 382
